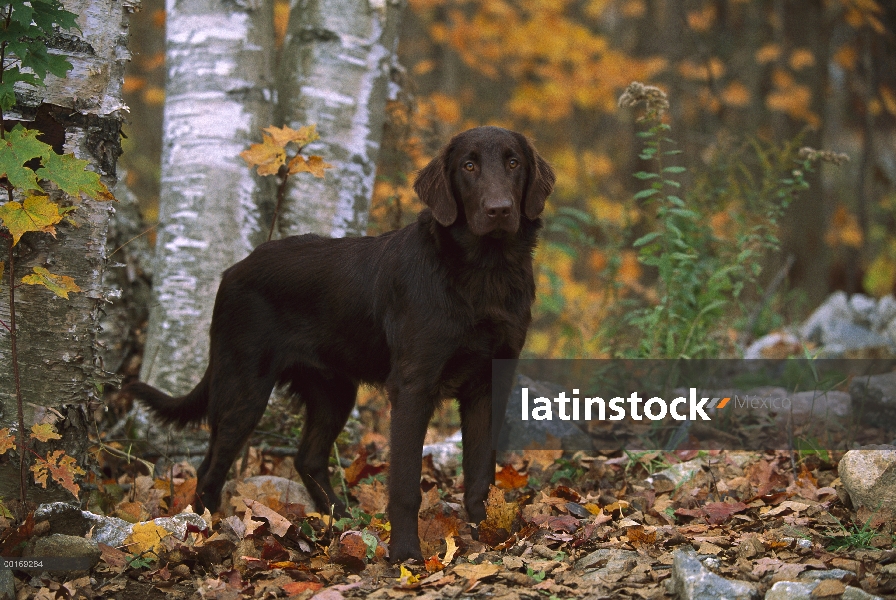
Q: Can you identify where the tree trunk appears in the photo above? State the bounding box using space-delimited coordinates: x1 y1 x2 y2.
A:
0 0 133 504
140 0 276 394
141 0 404 395
276 0 403 237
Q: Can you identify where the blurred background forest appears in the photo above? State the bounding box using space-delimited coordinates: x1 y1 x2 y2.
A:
119 0 896 359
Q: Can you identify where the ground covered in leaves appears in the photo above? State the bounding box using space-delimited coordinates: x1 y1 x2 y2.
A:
2 438 896 599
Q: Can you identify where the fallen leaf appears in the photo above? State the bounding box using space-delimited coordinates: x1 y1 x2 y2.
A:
453 562 501 581
496 464 528 489
243 499 291 537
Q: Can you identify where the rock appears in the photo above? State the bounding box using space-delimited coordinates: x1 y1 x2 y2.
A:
422 429 463 470
841 586 887 600
152 512 209 540
849 294 877 326
0 568 14 600
221 475 316 516
743 332 802 359
801 291 851 343
819 322 892 357
34 502 133 547
647 458 706 490
871 295 896 332
765 580 815 600
26 533 100 575
837 445 896 510
766 579 881 600
776 390 851 425
576 548 640 582
798 568 855 581
671 548 757 600
849 371 896 426
33 502 209 548
497 375 592 453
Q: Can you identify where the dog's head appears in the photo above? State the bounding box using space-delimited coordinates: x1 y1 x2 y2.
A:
413 127 555 236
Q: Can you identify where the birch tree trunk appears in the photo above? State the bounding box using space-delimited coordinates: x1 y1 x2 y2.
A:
141 0 403 398
0 0 133 503
140 0 276 394
276 0 403 237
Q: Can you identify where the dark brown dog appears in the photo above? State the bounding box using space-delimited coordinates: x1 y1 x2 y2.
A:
128 126 554 562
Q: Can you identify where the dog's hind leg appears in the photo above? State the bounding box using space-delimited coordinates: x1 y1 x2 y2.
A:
195 371 275 513
292 370 357 517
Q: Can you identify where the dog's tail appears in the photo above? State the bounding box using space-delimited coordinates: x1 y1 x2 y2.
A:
127 370 211 426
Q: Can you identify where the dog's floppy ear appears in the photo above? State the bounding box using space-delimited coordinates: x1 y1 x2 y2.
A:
414 148 457 226
515 133 555 220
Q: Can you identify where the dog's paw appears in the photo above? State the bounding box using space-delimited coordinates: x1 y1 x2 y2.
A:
388 540 424 564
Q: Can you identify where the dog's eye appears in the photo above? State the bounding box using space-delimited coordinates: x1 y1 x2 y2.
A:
508 158 519 169
463 161 475 172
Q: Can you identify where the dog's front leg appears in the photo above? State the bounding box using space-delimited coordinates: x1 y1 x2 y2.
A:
459 360 515 530
458 387 494 528
387 390 435 563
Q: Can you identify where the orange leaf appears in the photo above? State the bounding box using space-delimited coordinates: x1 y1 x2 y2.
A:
495 464 528 489
282 581 322 595
30 450 85 499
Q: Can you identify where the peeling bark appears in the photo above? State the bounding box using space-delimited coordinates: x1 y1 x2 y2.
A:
276 0 404 237
0 0 134 503
141 0 276 394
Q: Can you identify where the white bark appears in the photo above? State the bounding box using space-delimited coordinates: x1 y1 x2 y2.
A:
276 0 403 237
141 0 276 394
0 0 134 502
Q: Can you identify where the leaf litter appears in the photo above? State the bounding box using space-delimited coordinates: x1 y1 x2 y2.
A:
3 437 896 599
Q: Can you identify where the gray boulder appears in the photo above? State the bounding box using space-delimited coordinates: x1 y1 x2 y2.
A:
837 445 896 510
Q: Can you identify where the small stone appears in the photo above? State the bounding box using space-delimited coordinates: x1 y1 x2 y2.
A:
671 548 757 600
799 568 855 581
811 579 845 597
0 568 14 600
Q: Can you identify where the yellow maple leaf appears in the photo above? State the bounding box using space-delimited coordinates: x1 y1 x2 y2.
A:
0 428 16 455
240 134 286 176
263 124 319 148
398 564 419 585
0 195 66 246
30 423 62 443
287 154 333 178
125 522 170 559
22 266 82 299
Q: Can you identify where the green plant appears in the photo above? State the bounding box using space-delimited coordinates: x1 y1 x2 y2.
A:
526 567 546 582
623 449 672 475
617 82 847 359
549 457 584 483
824 512 883 551
0 0 114 504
